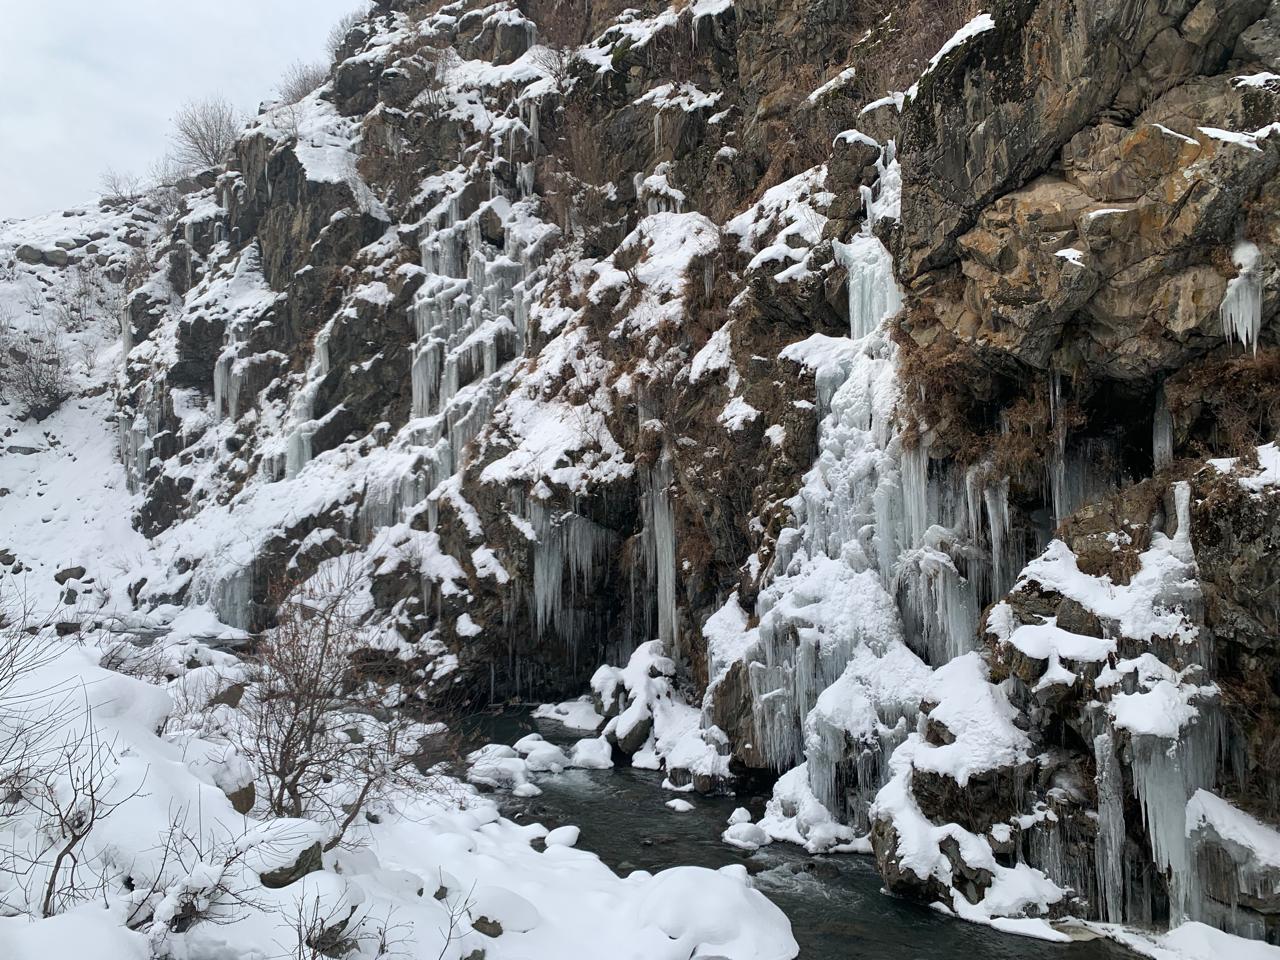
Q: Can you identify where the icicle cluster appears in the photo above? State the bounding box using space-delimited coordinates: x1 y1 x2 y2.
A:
1220 240 1263 352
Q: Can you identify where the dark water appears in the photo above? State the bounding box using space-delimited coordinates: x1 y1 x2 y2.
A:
465 710 1137 960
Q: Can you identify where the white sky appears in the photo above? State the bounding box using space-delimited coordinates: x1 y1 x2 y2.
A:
0 0 364 220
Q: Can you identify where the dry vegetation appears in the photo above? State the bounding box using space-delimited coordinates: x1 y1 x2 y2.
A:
1166 348 1280 459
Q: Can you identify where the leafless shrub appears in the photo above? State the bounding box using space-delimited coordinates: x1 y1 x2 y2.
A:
170 95 240 172
124 247 156 297
529 45 576 95
51 265 99 334
328 7 369 61
433 880 475 960
123 814 287 946
277 895 410 960
0 599 139 918
0 316 72 421
842 0 984 101
235 561 457 848
278 60 329 105
99 168 144 205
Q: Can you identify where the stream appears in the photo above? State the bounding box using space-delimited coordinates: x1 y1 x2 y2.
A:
465 710 1139 960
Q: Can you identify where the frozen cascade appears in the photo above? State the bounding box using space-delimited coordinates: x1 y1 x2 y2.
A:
344 148 552 541
283 329 330 480
212 321 249 421
119 385 166 495
209 563 254 632
832 234 900 341
1094 733 1128 924
1129 712 1224 925
745 143 993 832
1220 240 1262 352
528 499 617 670
1114 482 1227 929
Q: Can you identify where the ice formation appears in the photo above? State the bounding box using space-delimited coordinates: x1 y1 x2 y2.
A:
1221 241 1263 352
728 143 1012 846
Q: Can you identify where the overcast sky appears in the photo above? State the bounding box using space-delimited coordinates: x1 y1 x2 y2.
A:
0 0 364 220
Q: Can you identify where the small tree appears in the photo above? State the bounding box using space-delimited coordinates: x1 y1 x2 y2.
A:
170 96 240 172
278 60 329 105
235 562 452 848
0 599 137 918
99 168 144 205
327 7 368 61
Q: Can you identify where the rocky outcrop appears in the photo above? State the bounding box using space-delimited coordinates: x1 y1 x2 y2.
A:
15 0 1277 946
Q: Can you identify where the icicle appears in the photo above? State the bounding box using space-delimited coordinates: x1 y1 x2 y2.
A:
211 564 255 631
983 477 1011 599
1153 383 1174 471
643 458 679 654
1048 371 1067 527
832 234 902 340
1094 733 1127 924
1129 707 1225 927
1220 241 1262 352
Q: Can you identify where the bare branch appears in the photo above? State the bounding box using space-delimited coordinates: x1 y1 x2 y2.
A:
170 96 240 173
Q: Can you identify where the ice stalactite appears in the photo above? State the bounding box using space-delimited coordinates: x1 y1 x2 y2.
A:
1094 732 1128 924
1129 709 1226 926
1046 372 1127 528
119 385 165 495
1153 382 1174 471
1187 789 1280 941
1221 240 1262 352
642 457 680 656
528 499 617 671
983 475 1012 599
210 563 254 631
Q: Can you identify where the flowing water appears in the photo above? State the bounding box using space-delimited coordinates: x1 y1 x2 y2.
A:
466 710 1138 960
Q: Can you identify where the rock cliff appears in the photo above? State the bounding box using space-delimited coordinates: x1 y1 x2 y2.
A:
2 0 1279 946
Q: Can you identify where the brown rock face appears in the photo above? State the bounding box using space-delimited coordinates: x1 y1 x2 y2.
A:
897 0 1268 281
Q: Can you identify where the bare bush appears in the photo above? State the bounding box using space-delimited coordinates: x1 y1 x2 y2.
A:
125 815 285 945
235 562 455 848
170 95 240 172
327 7 369 61
99 168 144 205
277 895 409 960
0 315 72 421
529 45 576 95
278 60 329 105
0 598 137 918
